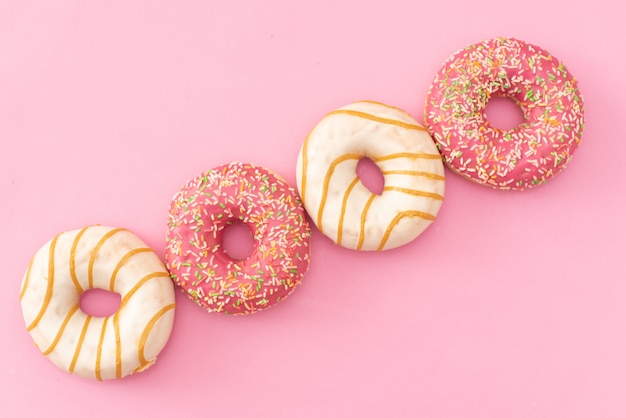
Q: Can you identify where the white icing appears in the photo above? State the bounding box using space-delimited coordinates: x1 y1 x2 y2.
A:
296 101 445 251
20 225 175 380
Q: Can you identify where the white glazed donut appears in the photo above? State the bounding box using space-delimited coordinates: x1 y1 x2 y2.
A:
20 225 176 380
296 101 445 251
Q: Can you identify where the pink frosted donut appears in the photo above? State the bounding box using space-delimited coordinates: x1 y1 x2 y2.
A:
165 162 311 315
424 38 585 190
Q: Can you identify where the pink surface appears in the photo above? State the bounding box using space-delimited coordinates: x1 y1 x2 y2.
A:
1 1 624 417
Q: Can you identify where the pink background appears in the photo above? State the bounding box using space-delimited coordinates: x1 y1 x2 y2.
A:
1 1 625 417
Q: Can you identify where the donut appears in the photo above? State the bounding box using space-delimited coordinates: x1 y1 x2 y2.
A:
424 37 584 190
296 101 445 251
19 226 176 380
165 162 311 315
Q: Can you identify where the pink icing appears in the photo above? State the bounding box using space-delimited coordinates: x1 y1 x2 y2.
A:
424 37 585 190
165 162 311 315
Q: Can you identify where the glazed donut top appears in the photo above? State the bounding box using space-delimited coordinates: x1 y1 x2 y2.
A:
425 37 584 190
166 162 311 315
297 101 445 251
20 226 175 380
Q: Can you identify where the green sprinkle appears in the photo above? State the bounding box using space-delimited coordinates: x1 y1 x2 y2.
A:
525 89 537 101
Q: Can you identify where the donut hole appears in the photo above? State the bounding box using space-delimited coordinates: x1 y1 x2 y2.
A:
222 220 254 260
484 96 526 130
80 289 121 317
356 157 384 195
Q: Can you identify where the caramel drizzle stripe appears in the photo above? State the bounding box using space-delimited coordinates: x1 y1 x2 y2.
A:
317 153 362 233
299 131 312 203
336 177 361 246
355 100 413 116
356 194 378 250
19 258 34 300
326 109 428 132
381 170 445 181
69 227 89 294
26 234 59 331
95 317 110 381
41 304 80 356
113 271 171 379
377 210 437 251
137 303 176 366
109 248 153 292
68 315 92 374
383 186 444 201
88 228 127 288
